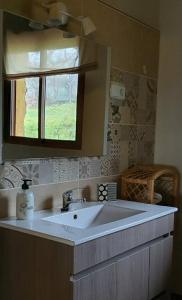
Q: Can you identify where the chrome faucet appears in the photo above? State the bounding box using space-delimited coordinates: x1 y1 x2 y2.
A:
61 190 73 212
61 189 86 212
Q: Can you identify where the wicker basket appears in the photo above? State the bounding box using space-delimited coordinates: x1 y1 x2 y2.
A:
121 165 179 207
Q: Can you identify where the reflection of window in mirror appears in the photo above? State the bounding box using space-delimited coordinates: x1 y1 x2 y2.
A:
4 73 85 149
3 12 99 151
3 13 88 150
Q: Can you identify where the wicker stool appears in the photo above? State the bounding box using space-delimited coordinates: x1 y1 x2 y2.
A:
121 165 179 207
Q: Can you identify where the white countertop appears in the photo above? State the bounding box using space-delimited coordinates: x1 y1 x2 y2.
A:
0 200 177 246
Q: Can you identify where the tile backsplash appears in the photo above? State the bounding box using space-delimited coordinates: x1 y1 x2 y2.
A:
0 67 157 190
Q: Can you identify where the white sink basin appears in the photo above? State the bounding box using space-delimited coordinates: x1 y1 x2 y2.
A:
42 204 144 229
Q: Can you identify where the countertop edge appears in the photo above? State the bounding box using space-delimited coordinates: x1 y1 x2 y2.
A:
0 206 177 246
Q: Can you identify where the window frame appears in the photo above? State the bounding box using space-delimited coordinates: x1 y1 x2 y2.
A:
3 72 85 150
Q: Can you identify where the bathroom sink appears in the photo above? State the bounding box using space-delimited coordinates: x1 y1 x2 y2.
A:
42 203 144 229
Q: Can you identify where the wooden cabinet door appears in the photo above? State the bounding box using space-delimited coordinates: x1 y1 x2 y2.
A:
73 236 173 300
149 236 173 299
116 247 149 300
0 10 3 164
72 262 116 300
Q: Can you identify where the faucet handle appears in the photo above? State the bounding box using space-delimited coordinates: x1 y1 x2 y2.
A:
82 197 87 203
62 190 73 203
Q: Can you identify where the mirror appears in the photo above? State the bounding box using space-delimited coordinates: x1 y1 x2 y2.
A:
0 11 111 161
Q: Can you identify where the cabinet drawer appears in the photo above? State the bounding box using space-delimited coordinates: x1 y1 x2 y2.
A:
73 215 174 274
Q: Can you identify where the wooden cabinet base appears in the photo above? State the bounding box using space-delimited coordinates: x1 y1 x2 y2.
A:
0 214 174 300
0 229 73 300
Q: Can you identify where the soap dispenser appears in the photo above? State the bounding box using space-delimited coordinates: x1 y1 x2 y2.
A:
16 179 35 220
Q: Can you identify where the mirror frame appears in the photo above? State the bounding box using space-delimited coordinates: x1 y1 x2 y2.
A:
0 10 111 161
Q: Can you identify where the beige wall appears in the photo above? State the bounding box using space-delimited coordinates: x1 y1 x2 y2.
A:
0 0 159 79
0 175 120 218
99 0 159 29
83 0 159 78
155 2 182 294
155 0 182 192
0 0 31 15
2 0 159 29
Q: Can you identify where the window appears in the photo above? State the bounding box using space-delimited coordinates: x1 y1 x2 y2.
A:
3 17 97 149
4 72 85 149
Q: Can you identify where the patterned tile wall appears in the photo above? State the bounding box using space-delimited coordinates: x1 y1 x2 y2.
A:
0 67 157 189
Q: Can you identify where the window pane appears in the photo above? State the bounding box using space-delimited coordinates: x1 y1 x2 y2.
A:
13 78 39 138
46 48 79 69
45 74 78 141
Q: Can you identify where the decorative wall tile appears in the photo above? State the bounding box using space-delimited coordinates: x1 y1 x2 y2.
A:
52 159 61 183
109 68 157 126
109 104 122 123
136 126 155 164
79 157 101 179
39 160 54 185
120 125 138 167
0 161 40 189
110 68 139 124
120 125 155 168
0 177 14 189
108 123 121 143
1 164 23 188
53 158 79 183
16 163 40 186
0 165 4 177
0 67 157 190
107 140 121 159
59 158 79 182
137 77 157 125
101 155 120 176
107 124 122 158
128 141 138 167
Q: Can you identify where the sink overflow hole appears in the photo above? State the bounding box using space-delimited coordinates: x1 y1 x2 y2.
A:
73 214 78 220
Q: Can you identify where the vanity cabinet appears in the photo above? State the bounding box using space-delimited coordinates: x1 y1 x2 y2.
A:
72 236 173 300
115 247 149 300
149 236 173 299
0 214 174 300
72 261 116 300
72 247 149 300
0 11 3 164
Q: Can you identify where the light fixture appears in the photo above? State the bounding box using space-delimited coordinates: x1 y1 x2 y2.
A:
29 21 45 30
42 1 96 35
43 2 68 27
78 16 96 36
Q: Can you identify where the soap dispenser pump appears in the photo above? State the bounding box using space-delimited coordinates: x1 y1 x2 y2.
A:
16 179 35 220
